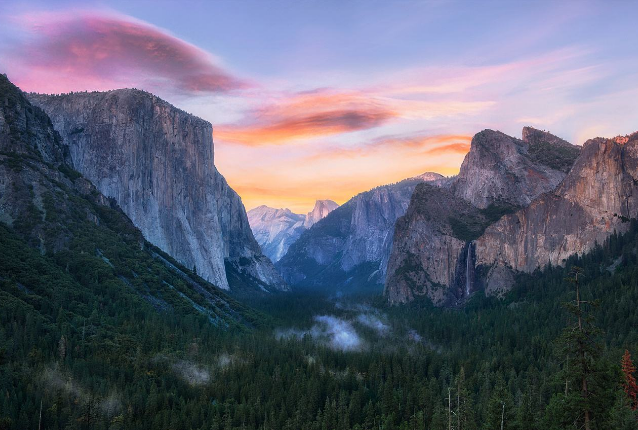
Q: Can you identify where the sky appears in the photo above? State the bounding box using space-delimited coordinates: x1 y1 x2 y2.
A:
1 0 637 212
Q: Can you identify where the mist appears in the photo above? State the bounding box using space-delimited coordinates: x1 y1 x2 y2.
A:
277 315 364 352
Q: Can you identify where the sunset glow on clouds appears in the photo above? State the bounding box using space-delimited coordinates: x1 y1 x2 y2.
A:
216 90 398 145
6 11 247 95
1 1 637 212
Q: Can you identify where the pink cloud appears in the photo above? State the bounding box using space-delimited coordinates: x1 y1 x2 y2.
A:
6 11 247 94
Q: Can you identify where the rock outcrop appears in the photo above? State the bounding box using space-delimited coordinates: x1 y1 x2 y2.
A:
304 200 339 228
29 90 286 291
247 200 338 263
385 128 581 304
384 184 484 304
276 173 445 291
475 132 638 295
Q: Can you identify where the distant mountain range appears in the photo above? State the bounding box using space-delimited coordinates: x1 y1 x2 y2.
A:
4 72 637 308
247 200 338 262
275 172 446 292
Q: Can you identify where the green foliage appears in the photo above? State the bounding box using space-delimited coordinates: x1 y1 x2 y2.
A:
528 139 581 173
2 215 638 429
449 201 518 241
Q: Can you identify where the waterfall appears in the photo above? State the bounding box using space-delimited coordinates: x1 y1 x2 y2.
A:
465 243 472 296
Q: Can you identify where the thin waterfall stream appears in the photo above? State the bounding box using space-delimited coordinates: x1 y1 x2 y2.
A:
465 243 472 296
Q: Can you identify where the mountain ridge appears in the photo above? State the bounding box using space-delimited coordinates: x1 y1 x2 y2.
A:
248 199 339 263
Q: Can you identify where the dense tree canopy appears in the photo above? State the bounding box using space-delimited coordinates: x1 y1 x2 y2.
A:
2 219 638 429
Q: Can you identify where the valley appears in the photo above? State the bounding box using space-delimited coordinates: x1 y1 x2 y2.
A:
1 65 637 430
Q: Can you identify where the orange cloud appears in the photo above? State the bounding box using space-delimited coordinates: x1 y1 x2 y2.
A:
423 142 471 155
216 109 396 145
215 90 398 145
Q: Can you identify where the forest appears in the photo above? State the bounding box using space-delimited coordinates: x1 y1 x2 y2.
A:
1 219 638 429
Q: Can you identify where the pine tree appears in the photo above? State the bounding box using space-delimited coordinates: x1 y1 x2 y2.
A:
550 266 615 429
482 374 514 430
429 404 447 430
455 368 476 430
621 350 638 410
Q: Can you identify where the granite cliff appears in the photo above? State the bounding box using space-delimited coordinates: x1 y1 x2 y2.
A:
276 173 444 291
29 89 286 292
247 200 338 263
304 199 339 228
385 127 581 304
0 74 256 325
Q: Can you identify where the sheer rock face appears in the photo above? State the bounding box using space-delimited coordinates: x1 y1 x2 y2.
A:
385 128 582 304
276 173 445 289
475 133 638 294
304 200 339 228
29 90 286 291
247 200 338 263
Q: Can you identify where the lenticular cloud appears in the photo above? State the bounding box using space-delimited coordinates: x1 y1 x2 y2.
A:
7 11 246 95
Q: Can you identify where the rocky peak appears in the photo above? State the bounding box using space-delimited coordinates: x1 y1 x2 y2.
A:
385 127 582 305
475 130 638 295
452 129 573 209
522 126 568 145
304 199 339 228
248 205 301 222
412 171 445 181
247 205 306 263
411 171 449 186
558 132 638 211
248 200 339 264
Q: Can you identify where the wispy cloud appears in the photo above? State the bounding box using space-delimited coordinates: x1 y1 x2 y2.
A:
5 11 247 95
424 142 471 155
355 313 390 337
172 360 211 386
2 6 628 213
302 133 472 161
216 90 398 145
